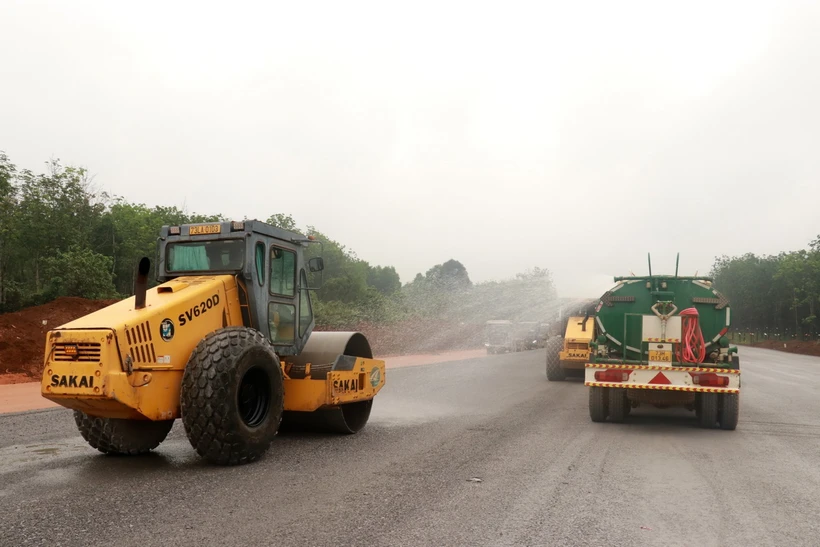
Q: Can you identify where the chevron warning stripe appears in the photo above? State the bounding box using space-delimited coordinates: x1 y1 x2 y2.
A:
584 363 740 374
585 382 739 394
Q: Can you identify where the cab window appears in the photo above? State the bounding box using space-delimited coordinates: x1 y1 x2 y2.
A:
167 240 244 272
269 247 296 296
298 270 313 336
269 303 295 345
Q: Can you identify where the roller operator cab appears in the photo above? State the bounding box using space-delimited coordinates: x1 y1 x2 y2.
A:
40 219 386 465
578 254 740 430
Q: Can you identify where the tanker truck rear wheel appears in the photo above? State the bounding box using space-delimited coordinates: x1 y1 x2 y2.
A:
607 388 627 423
545 336 566 381
697 393 719 429
74 411 174 456
589 387 608 422
719 393 739 430
180 326 285 466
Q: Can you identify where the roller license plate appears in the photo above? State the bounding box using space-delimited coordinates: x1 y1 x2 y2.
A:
648 350 672 363
189 224 221 235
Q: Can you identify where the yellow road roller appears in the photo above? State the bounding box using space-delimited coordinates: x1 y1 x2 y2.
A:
40 219 386 465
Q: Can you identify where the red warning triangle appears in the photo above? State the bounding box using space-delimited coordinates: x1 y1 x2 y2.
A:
648 372 671 385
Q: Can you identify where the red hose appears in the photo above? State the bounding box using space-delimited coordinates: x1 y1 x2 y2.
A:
677 307 705 364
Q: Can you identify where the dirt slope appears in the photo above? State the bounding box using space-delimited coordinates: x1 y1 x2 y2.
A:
748 339 820 357
0 297 118 377
0 298 484 381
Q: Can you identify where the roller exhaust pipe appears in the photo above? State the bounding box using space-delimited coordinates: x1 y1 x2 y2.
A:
134 257 150 310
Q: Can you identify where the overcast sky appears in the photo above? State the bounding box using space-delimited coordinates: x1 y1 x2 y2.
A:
1 0 818 296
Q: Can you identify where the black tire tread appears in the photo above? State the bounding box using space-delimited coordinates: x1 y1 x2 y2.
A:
74 410 174 455
180 326 284 466
589 386 608 422
719 393 739 430
608 388 627 423
698 392 719 429
546 336 566 381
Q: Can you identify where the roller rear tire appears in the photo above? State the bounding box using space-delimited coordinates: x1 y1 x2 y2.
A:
546 336 566 381
74 411 174 456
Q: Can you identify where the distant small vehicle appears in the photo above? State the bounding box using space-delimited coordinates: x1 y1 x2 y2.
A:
513 321 541 351
536 322 552 348
485 320 514 354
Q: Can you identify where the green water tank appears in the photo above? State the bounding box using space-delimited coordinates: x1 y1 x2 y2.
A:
594 274 731 360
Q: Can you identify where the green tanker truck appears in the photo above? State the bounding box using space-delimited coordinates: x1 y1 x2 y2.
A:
584 255 740 429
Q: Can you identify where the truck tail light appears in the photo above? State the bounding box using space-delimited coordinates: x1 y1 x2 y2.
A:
691 373 729 387
594 370 632 382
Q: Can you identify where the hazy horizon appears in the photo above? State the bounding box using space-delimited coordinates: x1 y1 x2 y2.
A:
2 0 818 297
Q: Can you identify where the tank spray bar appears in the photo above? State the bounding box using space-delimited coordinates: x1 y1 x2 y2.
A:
651 301 678 341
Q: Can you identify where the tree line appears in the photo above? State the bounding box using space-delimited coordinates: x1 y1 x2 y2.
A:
0 152 558 329
710 237 820 338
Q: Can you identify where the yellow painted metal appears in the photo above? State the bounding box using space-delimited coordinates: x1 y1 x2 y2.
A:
53 275 244 372
40 273 386 422
329 357 385 405
282 378 328 412
40 275 244 420
559 315 594 364
40 328 185 420
282 357 386 411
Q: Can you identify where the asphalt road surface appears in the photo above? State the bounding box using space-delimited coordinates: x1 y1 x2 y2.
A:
3 346 820 547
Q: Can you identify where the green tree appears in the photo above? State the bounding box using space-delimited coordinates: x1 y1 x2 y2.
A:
0 152 19 309
42 246 118 300
775 249 820 334
711 253 782 331
366 265 401 295
267 213 298 231
15 159 103 293
424 259 472 289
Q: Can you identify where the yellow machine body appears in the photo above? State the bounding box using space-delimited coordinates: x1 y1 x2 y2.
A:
40 274 386 421
558 315 595 370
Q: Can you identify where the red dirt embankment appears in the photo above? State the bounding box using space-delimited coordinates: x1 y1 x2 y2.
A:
747 339 820 358
349 319 484 356
0 298 484 383
0 297 119 382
